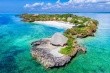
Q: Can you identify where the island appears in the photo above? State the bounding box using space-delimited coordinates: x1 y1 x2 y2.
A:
20 14 98 68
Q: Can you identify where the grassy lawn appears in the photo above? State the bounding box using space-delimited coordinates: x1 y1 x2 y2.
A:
59 38 75 56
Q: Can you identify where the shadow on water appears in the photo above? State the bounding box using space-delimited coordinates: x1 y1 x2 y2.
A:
0 46 25 73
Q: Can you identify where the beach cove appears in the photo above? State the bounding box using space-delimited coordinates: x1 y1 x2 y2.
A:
33 21 75 29
0 13 110 73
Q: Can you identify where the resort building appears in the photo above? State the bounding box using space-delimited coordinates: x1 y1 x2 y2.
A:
50 33 68 46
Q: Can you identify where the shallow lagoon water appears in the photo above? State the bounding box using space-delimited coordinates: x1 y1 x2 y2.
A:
0 13 110 73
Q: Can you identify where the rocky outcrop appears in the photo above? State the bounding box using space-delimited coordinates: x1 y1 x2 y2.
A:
31 39 86 68
31 46 71 68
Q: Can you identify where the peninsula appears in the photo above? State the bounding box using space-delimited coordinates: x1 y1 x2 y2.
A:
20 14 98 68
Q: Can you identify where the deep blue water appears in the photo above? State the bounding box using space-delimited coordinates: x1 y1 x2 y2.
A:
0 13 110 73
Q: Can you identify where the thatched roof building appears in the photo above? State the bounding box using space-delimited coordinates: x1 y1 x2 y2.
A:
50 33 68 46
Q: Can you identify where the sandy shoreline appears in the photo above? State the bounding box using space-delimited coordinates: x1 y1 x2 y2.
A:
33 21 75 29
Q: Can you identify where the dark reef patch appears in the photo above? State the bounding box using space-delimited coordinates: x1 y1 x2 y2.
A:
0 46 25 73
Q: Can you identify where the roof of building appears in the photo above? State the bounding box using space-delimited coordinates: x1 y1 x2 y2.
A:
50 32 68 46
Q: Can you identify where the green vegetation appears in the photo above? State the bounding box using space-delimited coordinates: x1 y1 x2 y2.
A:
60 20 98 55
60 38 75 56
64 20 97 38
20 14 98 27
21 14 98 56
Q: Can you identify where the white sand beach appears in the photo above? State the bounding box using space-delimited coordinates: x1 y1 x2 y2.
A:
33 21 75 29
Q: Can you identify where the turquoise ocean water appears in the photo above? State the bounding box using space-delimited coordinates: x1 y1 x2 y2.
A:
0 13 110 73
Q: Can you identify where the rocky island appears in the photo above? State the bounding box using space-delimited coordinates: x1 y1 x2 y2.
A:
20 14 98 68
